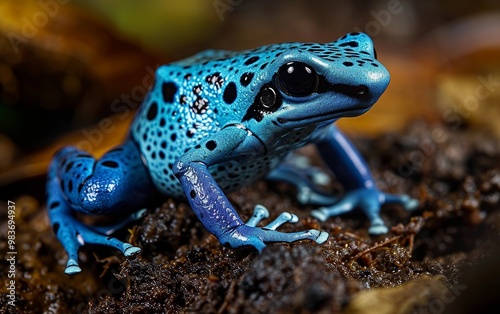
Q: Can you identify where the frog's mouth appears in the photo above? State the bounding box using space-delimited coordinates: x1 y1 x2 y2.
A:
275 79 376 125
275 106 369 125
275 86 374 126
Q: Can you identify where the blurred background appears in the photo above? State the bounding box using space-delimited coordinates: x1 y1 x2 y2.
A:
1 2 500 313
0 0 499 195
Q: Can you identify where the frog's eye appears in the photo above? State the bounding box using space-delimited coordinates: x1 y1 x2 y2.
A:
277 62 318 97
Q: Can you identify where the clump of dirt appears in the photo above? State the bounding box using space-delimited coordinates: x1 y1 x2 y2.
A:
1 122 499 313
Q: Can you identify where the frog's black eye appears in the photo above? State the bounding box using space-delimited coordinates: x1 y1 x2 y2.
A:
276 62 318 97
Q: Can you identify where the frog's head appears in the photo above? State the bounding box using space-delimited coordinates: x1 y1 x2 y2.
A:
242 32 389 132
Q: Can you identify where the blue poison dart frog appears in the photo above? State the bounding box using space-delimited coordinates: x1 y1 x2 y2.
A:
46 32 418 275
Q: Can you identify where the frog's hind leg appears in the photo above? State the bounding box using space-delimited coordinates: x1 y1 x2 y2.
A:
46 140 155 275
266 154 338 206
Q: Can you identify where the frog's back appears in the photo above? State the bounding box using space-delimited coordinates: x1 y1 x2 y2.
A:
131 43 307 149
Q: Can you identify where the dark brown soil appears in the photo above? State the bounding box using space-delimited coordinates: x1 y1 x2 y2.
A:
1 122 500 313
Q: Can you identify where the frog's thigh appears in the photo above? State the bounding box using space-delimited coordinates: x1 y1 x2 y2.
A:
52 139 154 215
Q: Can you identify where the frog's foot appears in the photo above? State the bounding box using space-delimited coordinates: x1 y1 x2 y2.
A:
310 198 355 222
385 194 419 211
91 209 148 235
296 186 338 207
367 194 419 235
310 188 419 235
221 205 329 252
267 156 337 206
284 154 332 186
55 213 141 276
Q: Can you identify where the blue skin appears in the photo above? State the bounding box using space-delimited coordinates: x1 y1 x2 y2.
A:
46 32 418 275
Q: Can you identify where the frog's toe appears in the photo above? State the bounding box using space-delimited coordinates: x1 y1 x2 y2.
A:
84 232 140 257
297 187 313 204
245 205 270 227
297 187 339 206
310 198 356 221
316 231 329 244
135 208 149 219
402 196 419 211
123 244 141 257
311 171 331 186
245 205 301 230
384 194 419 211
368 220 389 235
64 259 82 276
368 224 388 235
264 212 299 230
310 208 329 222
92 209 148 235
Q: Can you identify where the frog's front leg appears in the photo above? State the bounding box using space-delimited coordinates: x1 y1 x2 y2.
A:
311 124 418 234
46 140 155 275
173 125 328 251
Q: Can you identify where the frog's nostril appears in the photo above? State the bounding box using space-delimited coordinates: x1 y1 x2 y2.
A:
357 85 369 96
329 84 371 102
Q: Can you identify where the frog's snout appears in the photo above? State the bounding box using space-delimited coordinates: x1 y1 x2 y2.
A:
337 32 377 59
